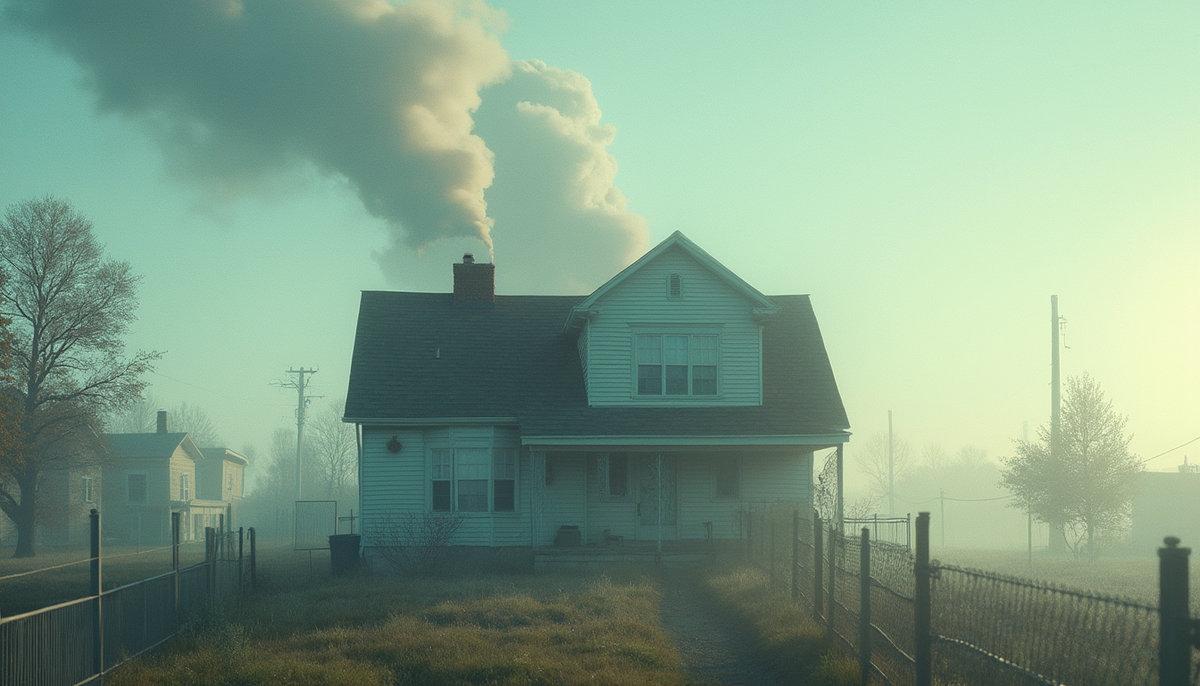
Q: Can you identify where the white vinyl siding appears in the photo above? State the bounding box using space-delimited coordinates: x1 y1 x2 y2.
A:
359 425 528 549
582 246 763 406
577 320 590 394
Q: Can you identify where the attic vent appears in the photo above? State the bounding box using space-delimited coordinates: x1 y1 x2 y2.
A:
667 273 682 299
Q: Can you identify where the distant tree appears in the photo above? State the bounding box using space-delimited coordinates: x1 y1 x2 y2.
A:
853 430 913 513
0 196 159 557
0 269 25 520
167 402 222 447
1001 373 1141 555
105 392 159 433
308 398 356 502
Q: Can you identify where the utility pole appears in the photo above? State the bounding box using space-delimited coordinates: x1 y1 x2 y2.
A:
275 368 320 502
1049 296 1065 553
888 410 895 516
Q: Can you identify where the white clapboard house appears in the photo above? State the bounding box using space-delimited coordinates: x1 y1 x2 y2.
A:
344 231 849 566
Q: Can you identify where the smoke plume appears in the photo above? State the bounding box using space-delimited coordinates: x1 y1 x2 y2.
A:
7 0 647 287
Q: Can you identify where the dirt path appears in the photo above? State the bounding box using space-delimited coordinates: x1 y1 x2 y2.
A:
657 570 782 686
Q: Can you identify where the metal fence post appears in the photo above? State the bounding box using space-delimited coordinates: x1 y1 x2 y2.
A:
90 508 103 682
747 509 753 563
792 509 799 601
238 527 245 599
814 514 824 624
828 524 836 632
770 515 776 585
249 527 257 594
1159 536 1192 686
860 527 871 686
915 512 932 686
205 526 215 605
219 513 226 560
172 511 180 623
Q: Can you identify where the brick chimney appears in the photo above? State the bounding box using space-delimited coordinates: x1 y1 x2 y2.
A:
157 410 168 434
453 253 495 306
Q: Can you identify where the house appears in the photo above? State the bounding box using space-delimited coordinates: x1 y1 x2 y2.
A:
1131 467 1200 551
197 446 249 530
30 463 101 546
102 411 238 544
344 232 850 565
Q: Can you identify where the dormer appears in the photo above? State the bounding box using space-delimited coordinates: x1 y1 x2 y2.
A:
565 232 779 407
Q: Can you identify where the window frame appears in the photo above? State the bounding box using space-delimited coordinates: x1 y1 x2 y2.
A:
429 446 520 514
631 328 722 399
598 453 630 500
82 476 94 503
180 473 190 501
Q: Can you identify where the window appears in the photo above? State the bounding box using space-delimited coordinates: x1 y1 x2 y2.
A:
227 471 234 494
431 448 518 513
636 334 718 396
127 473 147 504
180 473 190 501
714 457 740 498
599 453 628 499
82 476 94 503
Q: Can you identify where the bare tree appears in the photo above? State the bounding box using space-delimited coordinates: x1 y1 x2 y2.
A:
309 398 356 501
853 430 913 511
0 196 159 557
105 392 159 433
168 402 222 447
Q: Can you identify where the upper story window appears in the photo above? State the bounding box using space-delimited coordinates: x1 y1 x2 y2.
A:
180 473 190 500
82 476 94 503
432 447 518 513
636 334 718 396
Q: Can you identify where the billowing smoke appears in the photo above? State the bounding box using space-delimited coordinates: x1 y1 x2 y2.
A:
6 0 647 287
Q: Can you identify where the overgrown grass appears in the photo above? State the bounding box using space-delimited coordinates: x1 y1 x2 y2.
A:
107 552 690 686
702 565 858 686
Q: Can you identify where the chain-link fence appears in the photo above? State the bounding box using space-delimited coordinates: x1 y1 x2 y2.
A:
746 507 1200 686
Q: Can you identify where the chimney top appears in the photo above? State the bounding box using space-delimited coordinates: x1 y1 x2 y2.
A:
156 410 168 434
453 257 494 306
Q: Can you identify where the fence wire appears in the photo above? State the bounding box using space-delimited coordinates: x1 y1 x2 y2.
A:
931 564 1159 686
746 509 1188 686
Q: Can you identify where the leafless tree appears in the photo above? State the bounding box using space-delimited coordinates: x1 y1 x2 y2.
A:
0 197 159 556
853 430 913 511
168 401 222 447
309 398 356 501
105 392 158 433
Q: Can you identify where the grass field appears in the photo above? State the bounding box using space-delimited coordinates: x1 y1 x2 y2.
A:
97 546 691 686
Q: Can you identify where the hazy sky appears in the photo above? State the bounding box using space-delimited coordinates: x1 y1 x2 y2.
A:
1 1 1196 498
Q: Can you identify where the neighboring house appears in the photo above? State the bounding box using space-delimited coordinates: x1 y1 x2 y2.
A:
197 446 249 529
344 231 850 563
1131 467 1200 551
102 411 234 545
31 463 101 546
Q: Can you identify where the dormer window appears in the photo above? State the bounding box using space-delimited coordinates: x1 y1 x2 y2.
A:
667 273 682 299
636 334 718 396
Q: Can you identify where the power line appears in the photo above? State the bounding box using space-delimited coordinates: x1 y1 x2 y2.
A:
1140 435 1200 465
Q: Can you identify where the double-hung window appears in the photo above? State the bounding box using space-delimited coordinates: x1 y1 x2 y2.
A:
431 448 518 513
82 476 94 503
180 473 190 501
636 334 719 396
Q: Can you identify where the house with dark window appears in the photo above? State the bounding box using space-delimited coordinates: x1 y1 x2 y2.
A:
102 412 240 545
344 231 849 566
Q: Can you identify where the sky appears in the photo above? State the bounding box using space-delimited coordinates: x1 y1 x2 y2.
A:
1 1 1197 508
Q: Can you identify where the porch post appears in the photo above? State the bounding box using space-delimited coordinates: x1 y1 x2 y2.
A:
836 444 844 534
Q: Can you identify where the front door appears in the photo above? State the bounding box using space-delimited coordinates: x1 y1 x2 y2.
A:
637 455 678 541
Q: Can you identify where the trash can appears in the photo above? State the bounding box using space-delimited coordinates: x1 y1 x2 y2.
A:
329 534 361 577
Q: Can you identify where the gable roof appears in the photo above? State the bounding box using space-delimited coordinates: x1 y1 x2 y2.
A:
564 231 780 332
345 291 849 440
104 432 202 461
200 447 250 467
